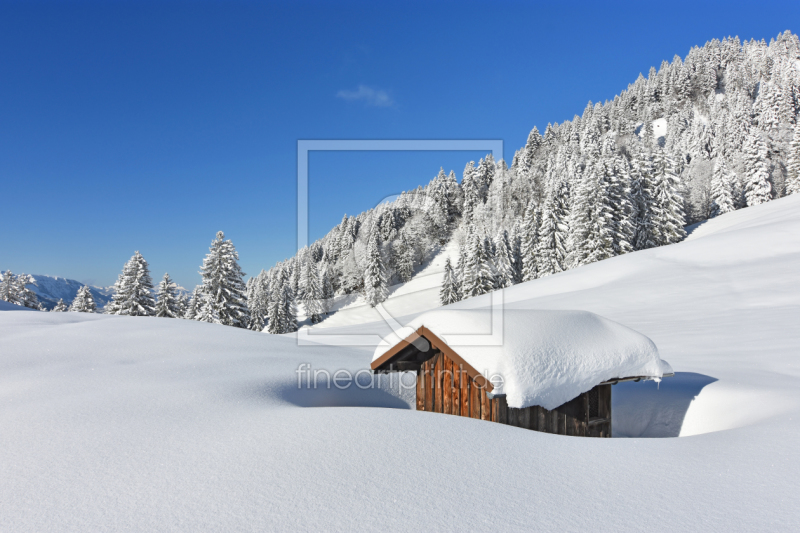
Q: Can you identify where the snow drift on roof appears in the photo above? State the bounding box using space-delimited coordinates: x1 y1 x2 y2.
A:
373 309 672 410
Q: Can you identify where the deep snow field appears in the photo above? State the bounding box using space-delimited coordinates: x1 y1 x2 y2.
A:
3 195 800 531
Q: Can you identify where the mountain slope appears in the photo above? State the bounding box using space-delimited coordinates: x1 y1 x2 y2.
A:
256 31 800 334
2 194 799 530
27 274 115 310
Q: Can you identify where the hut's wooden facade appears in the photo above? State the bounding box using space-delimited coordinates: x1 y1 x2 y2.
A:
372 326 649 438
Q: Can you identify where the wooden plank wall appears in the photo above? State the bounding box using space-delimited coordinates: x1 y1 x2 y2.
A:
416 352 612 438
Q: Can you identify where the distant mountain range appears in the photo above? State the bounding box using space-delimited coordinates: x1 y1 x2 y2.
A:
29 275 116 310
26 274 189 311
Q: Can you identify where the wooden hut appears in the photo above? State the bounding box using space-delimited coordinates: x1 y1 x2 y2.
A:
371 309 673 438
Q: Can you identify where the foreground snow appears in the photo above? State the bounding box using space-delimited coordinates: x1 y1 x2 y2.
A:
2 196 800 530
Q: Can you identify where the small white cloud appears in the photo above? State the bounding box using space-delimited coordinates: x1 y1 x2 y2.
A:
336 85 394 107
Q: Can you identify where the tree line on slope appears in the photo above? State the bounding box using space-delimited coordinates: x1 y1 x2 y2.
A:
4 32 800 331
261 31 800 322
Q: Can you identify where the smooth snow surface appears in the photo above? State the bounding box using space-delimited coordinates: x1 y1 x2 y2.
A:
373 308 672 409
3 195 800 530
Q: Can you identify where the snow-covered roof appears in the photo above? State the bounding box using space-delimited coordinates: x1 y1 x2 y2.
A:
372 309 672 410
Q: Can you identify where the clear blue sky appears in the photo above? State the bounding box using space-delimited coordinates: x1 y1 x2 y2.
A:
2 0 797 289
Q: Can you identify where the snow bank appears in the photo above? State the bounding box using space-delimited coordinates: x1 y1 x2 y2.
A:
0 300 38 311
373 309 671 409
4 196 800 530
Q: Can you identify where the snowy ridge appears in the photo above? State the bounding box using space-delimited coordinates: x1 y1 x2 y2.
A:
27 274 115 310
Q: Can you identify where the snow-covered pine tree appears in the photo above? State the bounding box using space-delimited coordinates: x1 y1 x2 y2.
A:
0 271 40 309
630 142 658 250
603 146 635 256
154 273 180 318
744 131 773 206
492 230 514 288
301 259 323 324
105 251 155 316
364 231 388 307
104 261 131 315
266 266 297 334
509 227 523 284
452 243 467 299
16 274 39 309
709 159 736 217
282 272 298 333
184 286 203 320
537 180 571 276
176 293 189 318
461 161 479 223
266 268 285 334
785 125 800 195
126 251 155 316
521 204 541 281
582 159 616 265
319 265 335 317
439 257 460 305
463 232 494 297
289 258 300 301
651 149 687 246
247 270 270 331
394 232 414 283
53 298 68 312
197 231 250 328
69 286 96 313
0 271 17 305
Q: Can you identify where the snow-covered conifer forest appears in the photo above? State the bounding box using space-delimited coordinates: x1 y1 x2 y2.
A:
248 31 800 328
4 32 800 331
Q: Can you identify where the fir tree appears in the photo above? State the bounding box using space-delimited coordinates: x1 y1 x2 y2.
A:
0 271 17 305
197 231 250 328
454 244 468 300
393 232 414 283
631 143 658 250
651 149 687 245
537 180 571 275
463 232 494 297
744 131 773 206
583 160 617 264
53 298 68 312
786 125 800 195
176 293 189 318
301 259 323 324
492 230 514 288
509 227 523 284
439 257 460 305
603 149 635 256
709 159 736 217
320 265 335 317
247 270 270 331
266 266 297 334
69 286 96 313
364 231 388 307
106 251 156 316
154 273 180 318
521 204 541 281
1 271 40 309
184 286 203 320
